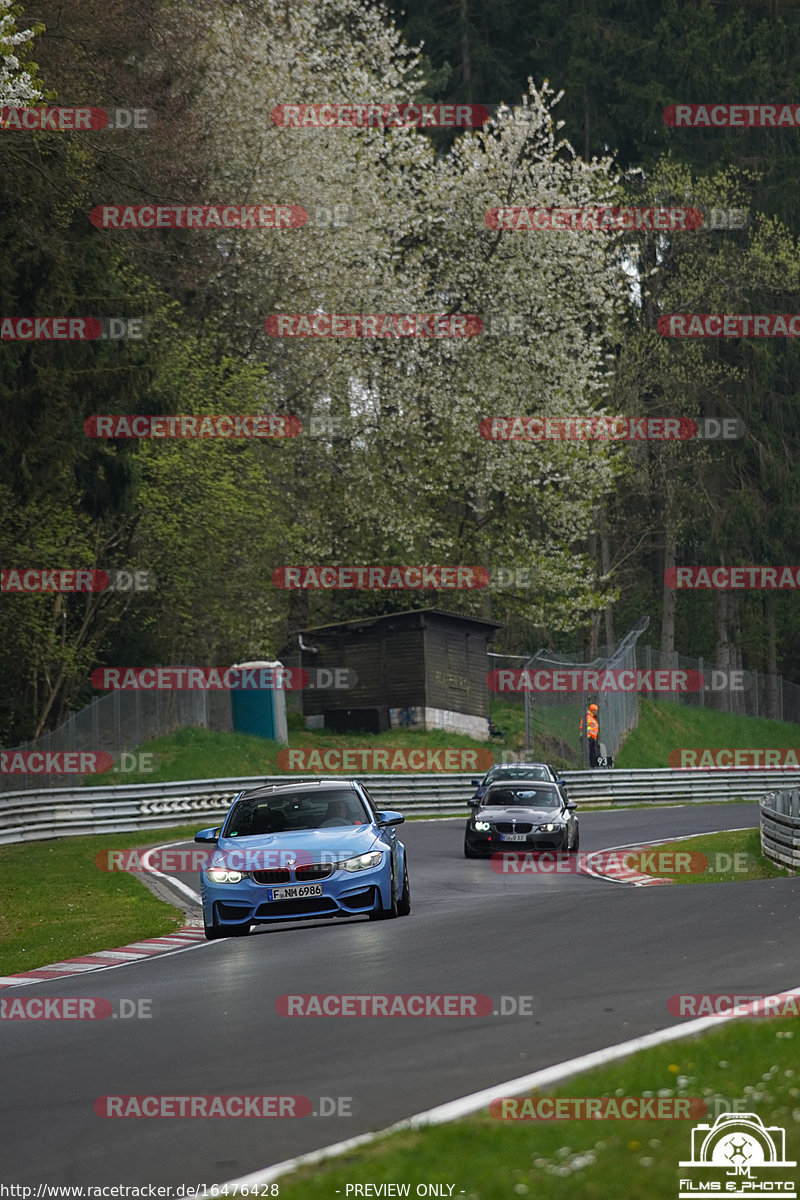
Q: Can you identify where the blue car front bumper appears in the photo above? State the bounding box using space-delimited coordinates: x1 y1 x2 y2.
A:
201 863 391 926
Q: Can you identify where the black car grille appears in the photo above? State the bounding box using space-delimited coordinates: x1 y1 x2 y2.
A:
251 869 291 885
495 822 533 834
295 863 334 881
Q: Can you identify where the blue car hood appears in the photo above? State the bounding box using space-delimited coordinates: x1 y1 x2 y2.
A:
214 826 382 864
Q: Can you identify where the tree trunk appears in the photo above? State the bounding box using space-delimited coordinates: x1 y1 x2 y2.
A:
460 0 471 95
764 591 779 719
600 522 616 653
713 587 731 712
729 595 745 714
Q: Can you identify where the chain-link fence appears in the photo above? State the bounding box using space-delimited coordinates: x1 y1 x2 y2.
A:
520 618 649 769
504 621 800 771
6 621 800 789
1 689 233 792
635 644 800 724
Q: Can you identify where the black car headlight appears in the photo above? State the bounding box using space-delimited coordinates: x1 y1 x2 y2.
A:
473 819 491 832
536 822 562 833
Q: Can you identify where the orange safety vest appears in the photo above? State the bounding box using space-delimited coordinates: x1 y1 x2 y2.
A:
580 711 599 740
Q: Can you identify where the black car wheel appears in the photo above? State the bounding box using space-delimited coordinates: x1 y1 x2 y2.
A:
569 827 580 852
368 868 399 920
464 836 482 859
397 861 411 916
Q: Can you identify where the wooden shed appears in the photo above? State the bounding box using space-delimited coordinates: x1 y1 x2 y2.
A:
296 608 501 738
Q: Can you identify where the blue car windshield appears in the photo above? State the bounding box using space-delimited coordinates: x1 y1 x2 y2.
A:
223 790 370 835
482 787 560 808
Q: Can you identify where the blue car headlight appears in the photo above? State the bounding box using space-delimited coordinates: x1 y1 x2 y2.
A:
473 820 491 832
338 852 383 872
207 868 244 883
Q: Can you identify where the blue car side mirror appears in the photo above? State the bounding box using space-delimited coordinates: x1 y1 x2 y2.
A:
194 827 220 843
375 810 405 827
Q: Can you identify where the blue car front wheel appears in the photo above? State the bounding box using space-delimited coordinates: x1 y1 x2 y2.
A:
397 861 411 916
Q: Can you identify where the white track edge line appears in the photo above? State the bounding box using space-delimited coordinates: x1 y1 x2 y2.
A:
141 840 202 903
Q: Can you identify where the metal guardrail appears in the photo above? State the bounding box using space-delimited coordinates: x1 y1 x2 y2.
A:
2 767 798 846
760 789 800 871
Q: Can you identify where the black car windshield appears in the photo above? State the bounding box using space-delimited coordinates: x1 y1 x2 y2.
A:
223 790 370 835
482 786 560 808
483 765 550 784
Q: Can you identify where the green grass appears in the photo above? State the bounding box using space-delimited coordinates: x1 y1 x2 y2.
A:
87 700 585 788
616 700 800 769
82 697 800 787
0 825 201 975
632 827 794 885
264 1020 800 1200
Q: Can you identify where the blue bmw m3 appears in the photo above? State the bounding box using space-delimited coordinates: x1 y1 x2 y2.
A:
194 778 410 938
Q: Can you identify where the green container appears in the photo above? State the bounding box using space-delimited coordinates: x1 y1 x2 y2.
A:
228 660 288 744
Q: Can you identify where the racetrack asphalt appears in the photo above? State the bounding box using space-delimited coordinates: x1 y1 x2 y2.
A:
2 802 798 1188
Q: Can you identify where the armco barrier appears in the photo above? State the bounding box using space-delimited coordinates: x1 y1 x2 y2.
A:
1 767 798 846
760 789 800 871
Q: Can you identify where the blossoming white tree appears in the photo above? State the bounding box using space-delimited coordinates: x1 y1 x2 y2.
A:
0 0 43 105
141 0 631 634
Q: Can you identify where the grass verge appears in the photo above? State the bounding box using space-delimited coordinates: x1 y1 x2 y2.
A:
615 700 800 769
634 827 794 884
0 824 201 975
84 699 579 787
